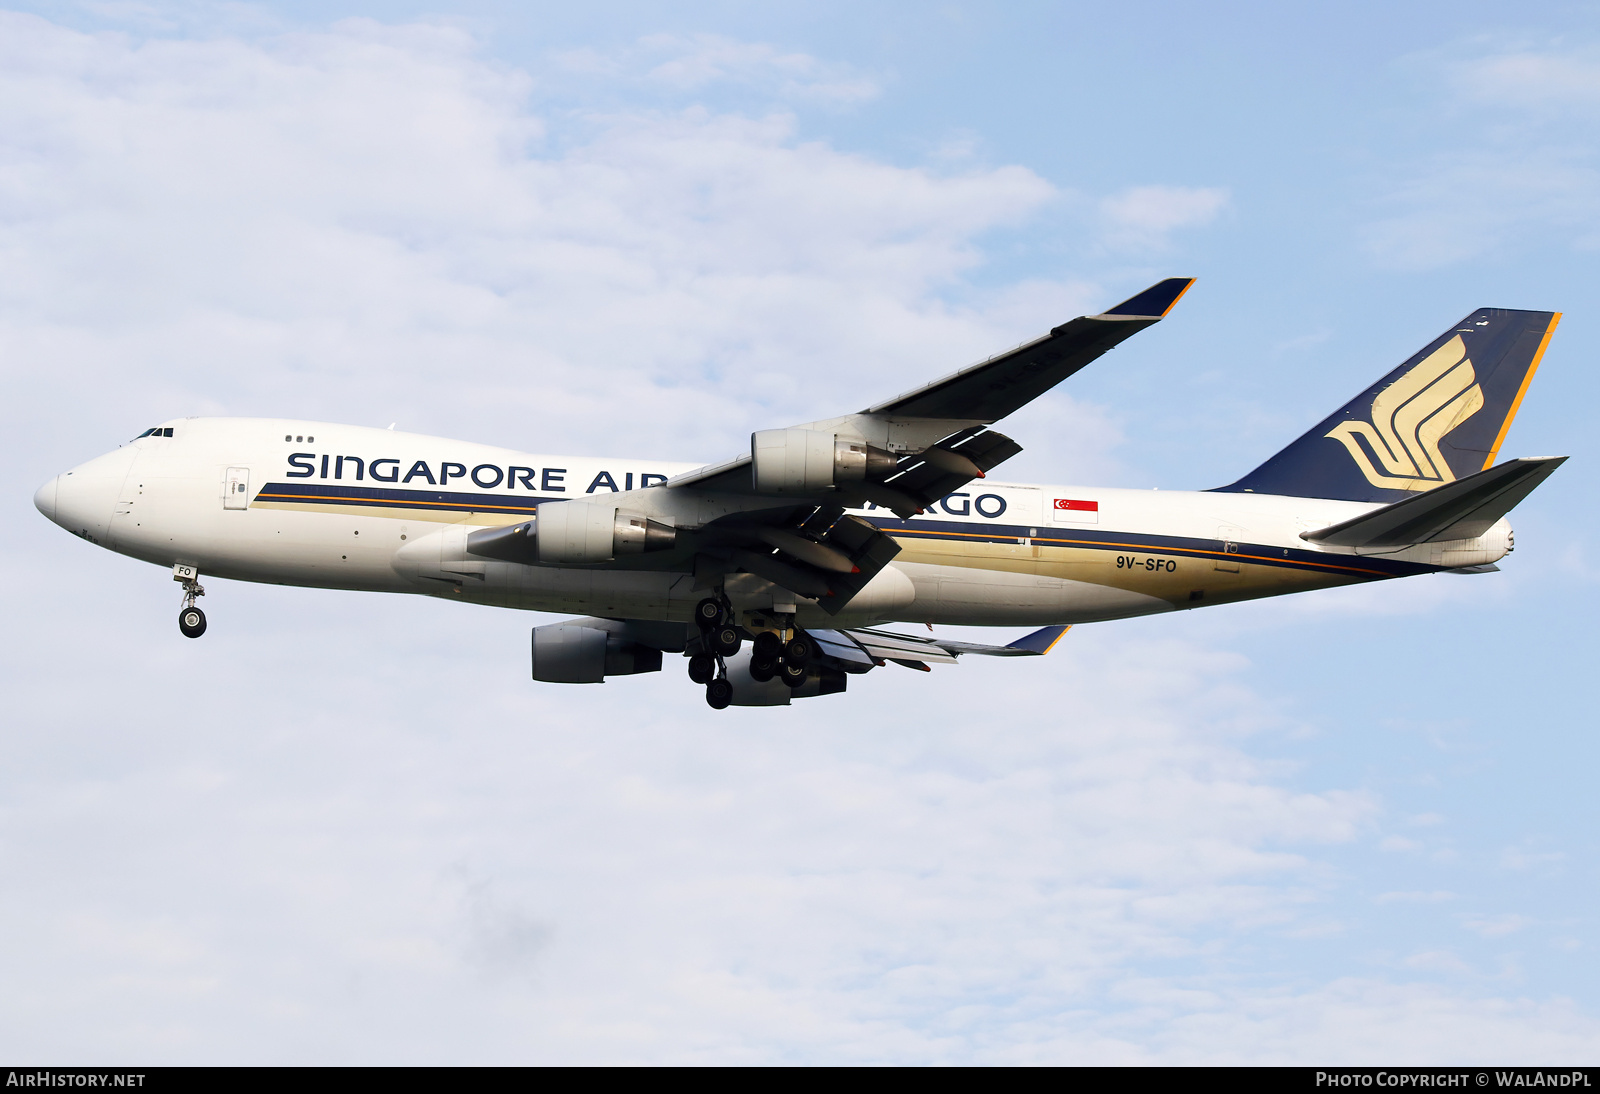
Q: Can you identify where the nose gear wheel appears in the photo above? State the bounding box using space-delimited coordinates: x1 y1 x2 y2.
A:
175 569 207 638
178 606 207 639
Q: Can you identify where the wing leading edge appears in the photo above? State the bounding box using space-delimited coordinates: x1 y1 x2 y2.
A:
866 277 1194 421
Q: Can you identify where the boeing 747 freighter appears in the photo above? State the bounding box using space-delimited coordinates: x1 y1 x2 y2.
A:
34 280 1565 707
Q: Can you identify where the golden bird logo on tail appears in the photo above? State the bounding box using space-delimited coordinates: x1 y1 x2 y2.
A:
1326 335 1484 491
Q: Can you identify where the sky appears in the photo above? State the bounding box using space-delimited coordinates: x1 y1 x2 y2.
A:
2 0 1597 1064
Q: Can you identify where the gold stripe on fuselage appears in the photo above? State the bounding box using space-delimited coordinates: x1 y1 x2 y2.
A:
891 533 1368 609
251 498 527 527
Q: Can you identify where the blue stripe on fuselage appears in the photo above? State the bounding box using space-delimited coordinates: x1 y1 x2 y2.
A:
254 482 1434 580
256 480 551 515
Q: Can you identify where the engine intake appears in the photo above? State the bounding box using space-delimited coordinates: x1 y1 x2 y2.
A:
751 429 895 494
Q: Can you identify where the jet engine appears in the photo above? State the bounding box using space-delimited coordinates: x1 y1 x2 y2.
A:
467 504 675 565
750 429 896 494
530 621 664 683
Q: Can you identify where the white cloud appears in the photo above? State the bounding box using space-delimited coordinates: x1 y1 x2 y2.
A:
0 12 1063 467
1363 153 1600 269
1375 891 1457 904
1099 185 1229 251
1452 44 1600 111
1461 914 1533 939
1500 846 1566 871
553 33 881 105
1380 836 1425 853
1363 43 1600 269
640 33 881 104
1402 950 1473 975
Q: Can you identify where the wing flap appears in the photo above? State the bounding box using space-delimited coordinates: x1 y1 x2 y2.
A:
845 629 960 665
696 511 904 612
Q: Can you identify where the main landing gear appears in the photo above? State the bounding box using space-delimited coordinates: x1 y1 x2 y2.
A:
692 596 737 709
752 628 811 688
688 595 814 709
174 563 206 639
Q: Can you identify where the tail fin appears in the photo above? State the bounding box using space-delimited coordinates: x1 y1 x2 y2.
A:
1215 308 1561 502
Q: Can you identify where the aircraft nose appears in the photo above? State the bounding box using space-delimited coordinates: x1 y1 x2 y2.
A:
40 445 140 544
33 476 58 522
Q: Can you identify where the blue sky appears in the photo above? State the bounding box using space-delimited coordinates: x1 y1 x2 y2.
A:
2 0 1597 1063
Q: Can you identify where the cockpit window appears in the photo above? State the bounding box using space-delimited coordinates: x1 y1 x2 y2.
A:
132 427 175 440
134 428 156 439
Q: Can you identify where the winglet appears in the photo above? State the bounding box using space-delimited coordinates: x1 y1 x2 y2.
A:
1101 278 1195 319
1005 624 1071 655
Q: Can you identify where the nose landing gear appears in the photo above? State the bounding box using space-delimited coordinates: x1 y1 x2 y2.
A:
174 563 206 639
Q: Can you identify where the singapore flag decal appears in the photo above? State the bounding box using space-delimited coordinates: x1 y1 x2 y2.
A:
1053 498 1098 523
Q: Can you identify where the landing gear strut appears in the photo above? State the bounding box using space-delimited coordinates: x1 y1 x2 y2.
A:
174 564 207 639
692 594 739 708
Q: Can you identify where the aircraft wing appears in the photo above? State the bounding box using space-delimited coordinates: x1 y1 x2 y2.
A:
666 276 1195 499
643 279 1193 610
811 624 1072 672
528 616 1071 703
474 279 1192 613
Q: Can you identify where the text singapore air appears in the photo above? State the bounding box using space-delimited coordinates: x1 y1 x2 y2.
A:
33 280 1567 708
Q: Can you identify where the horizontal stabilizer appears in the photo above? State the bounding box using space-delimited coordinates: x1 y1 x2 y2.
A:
1302 456 1567 548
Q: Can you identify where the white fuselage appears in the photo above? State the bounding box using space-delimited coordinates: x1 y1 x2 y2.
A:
35 418 1512 628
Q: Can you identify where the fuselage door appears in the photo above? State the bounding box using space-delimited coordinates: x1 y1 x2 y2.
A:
224 467 251 510
1215 524 1242 572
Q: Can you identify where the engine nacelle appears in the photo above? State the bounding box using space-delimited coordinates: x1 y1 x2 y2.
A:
751 429 895 494
463 503 674 565
537 504 675 563
530 623 663 683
